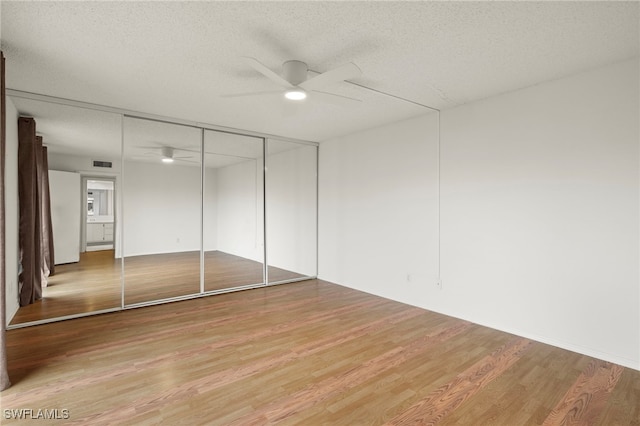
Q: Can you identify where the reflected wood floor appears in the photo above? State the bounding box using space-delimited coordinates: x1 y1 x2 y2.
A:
3 280 639 425
9 250 122 325
10 250 303 325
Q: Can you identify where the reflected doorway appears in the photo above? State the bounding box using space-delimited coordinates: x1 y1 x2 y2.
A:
84 178 116 252
9 174 122 325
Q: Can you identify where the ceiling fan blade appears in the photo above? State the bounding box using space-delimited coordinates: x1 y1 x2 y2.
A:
131 155 159 161
175 158 199 164
242 57 294 89
204 151 255 161
299 62 362 91
221 90 283 98
310 90 362 107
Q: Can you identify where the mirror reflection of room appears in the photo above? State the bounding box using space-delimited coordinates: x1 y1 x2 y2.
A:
7 97 123 325
122 117 203 305
266 139 318 284
86 179 115 251
6 96 319 327
202 130 265 293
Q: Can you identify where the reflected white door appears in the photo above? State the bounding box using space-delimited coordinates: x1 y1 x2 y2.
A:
49 170 81 264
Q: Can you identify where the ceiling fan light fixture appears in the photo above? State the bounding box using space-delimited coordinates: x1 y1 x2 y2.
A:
161 147 175 163
284 89 307 101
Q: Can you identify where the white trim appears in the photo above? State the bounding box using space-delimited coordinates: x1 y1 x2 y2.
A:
7 308 121 330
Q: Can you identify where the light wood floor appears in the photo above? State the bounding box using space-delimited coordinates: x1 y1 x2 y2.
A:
2 280 639 425
10 250 304 325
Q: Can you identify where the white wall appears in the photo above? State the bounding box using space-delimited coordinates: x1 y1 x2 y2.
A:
49 170 81 264
439 59 639 369
122 160 203 257
319 113 440 301
318 59 639 370
4 97 19 325
266 143 318 277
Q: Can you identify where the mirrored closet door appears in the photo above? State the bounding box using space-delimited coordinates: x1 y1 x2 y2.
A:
8 97 123 325
266 139 318 284
203 130 265 292
7 94 319 328
122 117 202 305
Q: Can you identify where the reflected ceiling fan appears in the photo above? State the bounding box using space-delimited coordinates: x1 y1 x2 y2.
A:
134 146 198 164
222 57 363 106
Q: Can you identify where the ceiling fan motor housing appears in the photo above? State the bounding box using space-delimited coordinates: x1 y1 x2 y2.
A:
161 146 174 159
283 60 308 85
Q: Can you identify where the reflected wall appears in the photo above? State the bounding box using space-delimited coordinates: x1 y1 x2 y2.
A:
266 139 318 283
203 130 264 291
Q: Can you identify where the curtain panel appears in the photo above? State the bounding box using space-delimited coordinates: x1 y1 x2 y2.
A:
1 50 11 391
40 143 54 281
18 118 43 305
17 120 54 304
17 117 42 305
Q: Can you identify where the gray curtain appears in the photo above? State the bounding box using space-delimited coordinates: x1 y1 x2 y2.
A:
1 50 11 391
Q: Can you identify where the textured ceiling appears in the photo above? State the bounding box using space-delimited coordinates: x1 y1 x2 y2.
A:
2 1 639 146
10 96 122 158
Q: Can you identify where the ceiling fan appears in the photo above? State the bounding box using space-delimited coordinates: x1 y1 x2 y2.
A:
135 146 198 164
222 57 363 106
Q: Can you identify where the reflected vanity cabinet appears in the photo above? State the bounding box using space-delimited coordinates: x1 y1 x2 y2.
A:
87 222 114 243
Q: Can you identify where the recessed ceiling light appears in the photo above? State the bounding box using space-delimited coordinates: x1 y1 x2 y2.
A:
284 89 307 101
162 157 174 163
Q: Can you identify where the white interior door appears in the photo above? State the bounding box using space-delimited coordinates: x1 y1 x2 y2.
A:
49 170 81 264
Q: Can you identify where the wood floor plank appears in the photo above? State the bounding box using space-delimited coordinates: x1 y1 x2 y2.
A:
64 305 428 425
2 297 387 408
439 341 585 425
597 367 640 425
543 360 624 425
10 250 304 324
385 337 533 425
3 280 639 425
227 321 473 425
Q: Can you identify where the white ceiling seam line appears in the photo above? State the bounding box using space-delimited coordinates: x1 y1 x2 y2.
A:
346 81 441 112
307 69 441 113
6 89 320 147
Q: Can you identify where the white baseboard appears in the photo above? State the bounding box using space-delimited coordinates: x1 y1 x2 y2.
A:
86 244 114 252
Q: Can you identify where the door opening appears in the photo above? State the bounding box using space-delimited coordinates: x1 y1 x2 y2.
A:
84 178 116 252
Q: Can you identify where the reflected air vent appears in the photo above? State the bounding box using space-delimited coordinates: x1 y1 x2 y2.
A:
93 160 112 168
